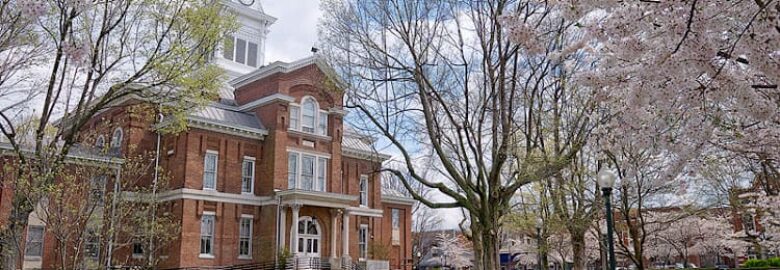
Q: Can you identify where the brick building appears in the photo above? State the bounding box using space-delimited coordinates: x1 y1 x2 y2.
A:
6 1 415 269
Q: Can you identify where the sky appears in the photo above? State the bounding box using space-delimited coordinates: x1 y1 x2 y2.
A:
260 0 464 230
262 0 324 64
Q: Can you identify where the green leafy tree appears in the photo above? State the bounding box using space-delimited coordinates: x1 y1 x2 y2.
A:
0 0 235 267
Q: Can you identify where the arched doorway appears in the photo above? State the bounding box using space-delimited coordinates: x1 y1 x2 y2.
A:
297 216 321 258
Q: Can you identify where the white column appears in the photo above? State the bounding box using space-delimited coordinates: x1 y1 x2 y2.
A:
330 209 341 259
279 205 287 252
342 210 351 259
290 204 301 256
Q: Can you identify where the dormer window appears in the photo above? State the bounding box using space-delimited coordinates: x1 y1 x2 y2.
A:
289 96 328 136
110 128 123 152
223 35 258 67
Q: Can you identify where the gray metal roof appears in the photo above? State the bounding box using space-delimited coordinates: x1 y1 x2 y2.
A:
342 134 375 153
190 105 265 130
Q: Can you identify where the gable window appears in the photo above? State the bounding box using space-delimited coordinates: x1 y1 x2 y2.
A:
288 97 328 136
359 175 369 207
287 151 328 191
392 209 400 245
222 35 259 67
95 135 105 150
203 151 218 190
302 99 316 133
111 128 123 152
25 225 44 257
238 217 252 258
200 214 215 257
358 225 368 260
241 158 255 194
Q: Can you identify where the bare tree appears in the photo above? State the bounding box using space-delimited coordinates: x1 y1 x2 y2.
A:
0 1 234 267
321 1 595 269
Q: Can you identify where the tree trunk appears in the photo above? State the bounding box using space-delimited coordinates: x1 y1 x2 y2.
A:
0 195 35 270
570 231 587 270
470 211 502 270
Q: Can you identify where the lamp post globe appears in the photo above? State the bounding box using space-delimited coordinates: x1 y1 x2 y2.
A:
597 169 616 189
598 168 617 270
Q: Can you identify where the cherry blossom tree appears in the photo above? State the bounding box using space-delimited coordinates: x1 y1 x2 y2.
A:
321 1 597 269
0 0 234 267
646 213 733 267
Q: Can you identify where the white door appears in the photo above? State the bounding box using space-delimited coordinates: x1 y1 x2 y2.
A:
297 217 321 258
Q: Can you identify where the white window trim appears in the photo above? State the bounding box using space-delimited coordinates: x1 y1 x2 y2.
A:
358 224 369 260
241 157 255 194
288 96 329 136
359 175 369 207
287 150 329 192
238 217 253 259
203 150 219 191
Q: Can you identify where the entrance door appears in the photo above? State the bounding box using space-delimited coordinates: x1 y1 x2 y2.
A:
297 217 321 258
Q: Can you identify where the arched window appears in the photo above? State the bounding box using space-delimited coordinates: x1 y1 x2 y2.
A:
95 135 105 150
110 128 123 151
296 217 321 257
301 98 317 133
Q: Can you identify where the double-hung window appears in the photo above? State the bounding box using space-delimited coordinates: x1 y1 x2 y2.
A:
287 152 328 191
25 225 44 257
359 175 369 207
241 158 255 194
85 229 100 259
200 214 215 257
288 153 298 189
289 106 300 130
358 225 368 260
391 209 400 245
301 155 315 190
238 217 252 258
318 112 328 135
203 151 218 190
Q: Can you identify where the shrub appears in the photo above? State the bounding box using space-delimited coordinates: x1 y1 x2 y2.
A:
743 258 769 268
768 257 780 267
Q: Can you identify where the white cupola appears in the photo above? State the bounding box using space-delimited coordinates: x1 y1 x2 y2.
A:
218 0 277 79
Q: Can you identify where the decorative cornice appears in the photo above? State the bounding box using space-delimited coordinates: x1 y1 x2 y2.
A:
381 195 416 206
236 93 295 112
277 189 358 209
187 117 267 140
157 188 275 206
346 207 384 217
342 147 391 163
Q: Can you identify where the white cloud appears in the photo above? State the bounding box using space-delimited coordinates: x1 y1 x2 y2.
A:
261 0 322 64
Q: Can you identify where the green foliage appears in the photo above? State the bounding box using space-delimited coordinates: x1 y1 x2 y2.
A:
742 258 780 268
277 248 292 267
769 257 780 267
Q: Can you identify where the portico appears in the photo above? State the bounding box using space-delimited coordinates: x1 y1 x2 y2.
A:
277 189 384 266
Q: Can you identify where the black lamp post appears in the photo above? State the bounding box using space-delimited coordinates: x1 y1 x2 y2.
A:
536 217 543 270
598 169 617 270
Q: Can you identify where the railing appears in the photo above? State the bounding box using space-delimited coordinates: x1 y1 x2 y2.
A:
123 257 364 270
